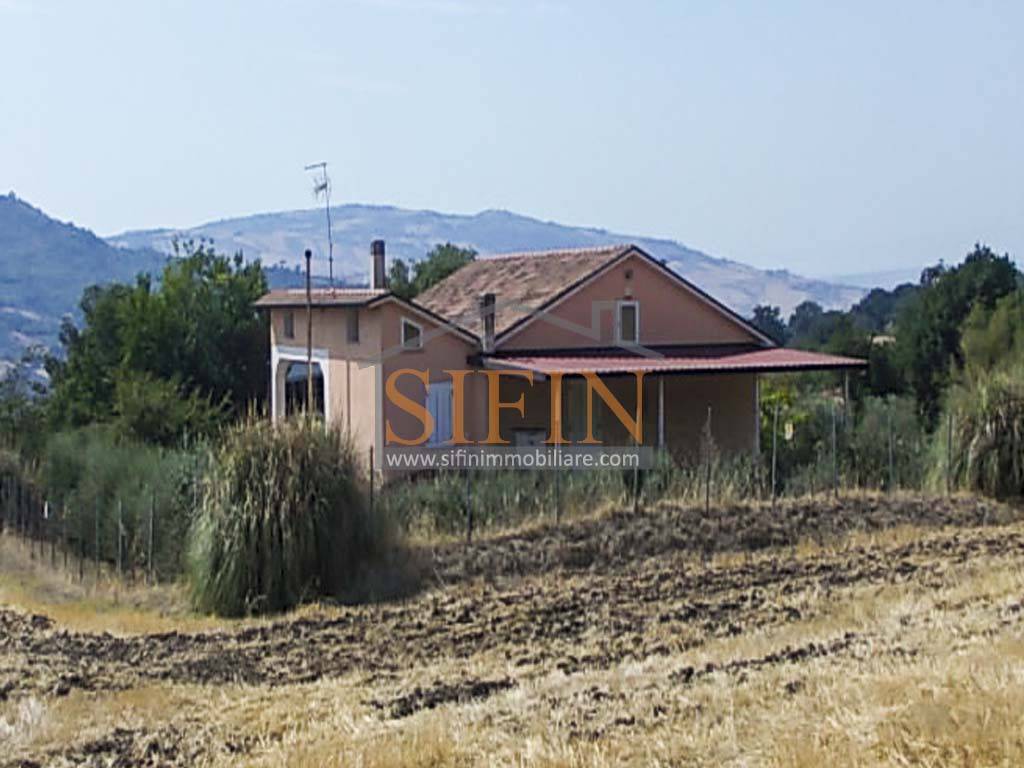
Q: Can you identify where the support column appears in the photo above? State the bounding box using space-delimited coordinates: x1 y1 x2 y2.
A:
657 376 665 448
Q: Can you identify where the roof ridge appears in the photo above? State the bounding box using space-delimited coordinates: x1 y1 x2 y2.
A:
476 243 633 262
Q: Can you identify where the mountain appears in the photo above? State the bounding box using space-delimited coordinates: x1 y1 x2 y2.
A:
0 194 865 366
0 193 167 365
111 204 865 317
0 193 334 366
827 267 924 291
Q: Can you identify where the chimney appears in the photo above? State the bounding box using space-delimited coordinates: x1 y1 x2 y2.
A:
371 240 386 289
479 292 496 353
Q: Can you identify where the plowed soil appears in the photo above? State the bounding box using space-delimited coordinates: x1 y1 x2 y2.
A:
2 494 1022 767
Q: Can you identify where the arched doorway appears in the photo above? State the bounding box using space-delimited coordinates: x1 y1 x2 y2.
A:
283 361 325 417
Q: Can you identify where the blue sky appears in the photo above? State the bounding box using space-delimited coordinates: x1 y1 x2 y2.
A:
1 0 1021 277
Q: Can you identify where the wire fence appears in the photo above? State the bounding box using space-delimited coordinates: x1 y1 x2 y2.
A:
0 393 965 583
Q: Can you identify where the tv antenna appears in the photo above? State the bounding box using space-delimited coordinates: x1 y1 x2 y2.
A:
304 161 334 286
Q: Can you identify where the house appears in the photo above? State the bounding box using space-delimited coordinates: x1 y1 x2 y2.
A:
255 241 864 468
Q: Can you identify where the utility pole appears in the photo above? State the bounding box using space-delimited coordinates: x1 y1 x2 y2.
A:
305 248 314 416
305 161 334 286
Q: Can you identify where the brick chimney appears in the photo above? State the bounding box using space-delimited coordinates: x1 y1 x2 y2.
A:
371 240 386 289
479 293 496 353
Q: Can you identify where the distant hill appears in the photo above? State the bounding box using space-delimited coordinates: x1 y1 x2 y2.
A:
0 194 867 366
111 204 865 318
0 193 313 366
0 193 167 364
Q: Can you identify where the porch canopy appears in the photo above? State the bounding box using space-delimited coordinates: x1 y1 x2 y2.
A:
483 347 866 376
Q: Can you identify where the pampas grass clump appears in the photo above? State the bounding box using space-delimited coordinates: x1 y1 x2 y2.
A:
188 418 377 616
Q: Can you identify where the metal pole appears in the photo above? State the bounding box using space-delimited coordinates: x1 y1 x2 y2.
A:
704 405 712 515
465 470 473 543
554 452 561 524
116 497 123 580
94 498 100 584
946 408 953 496
368 446 374 516
305 248 314 416
887 400 895 492
148 489 155 585
831 399 838 499
771 401 779 512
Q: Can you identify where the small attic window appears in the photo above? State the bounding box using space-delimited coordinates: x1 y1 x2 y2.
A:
616 301 638 344
402 318 423 350
283 310 295 339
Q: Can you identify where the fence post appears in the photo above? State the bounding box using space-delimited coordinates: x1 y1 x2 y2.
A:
887 400 895 493
368 446 375 517
945 408 953 496
831 399 838 499
50 500 56 568
554 453 562 524
704 406 712 516
116 497 123 581
464 470 473 544
94 498 100 584
148 488 155 586
771 400 779 512
62 503 68 572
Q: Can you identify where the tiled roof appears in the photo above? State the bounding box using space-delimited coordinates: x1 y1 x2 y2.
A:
255 288 388 308
488 348 867 375
416 244 632 338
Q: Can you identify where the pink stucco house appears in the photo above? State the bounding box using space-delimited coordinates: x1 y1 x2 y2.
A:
256 241 864 468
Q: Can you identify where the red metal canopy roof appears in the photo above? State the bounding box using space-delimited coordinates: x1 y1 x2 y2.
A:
486 347 866 376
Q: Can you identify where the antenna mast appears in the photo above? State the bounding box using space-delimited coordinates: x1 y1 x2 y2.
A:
304 161 334 286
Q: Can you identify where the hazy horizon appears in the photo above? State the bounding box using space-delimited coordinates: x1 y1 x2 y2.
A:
2 1 1021 279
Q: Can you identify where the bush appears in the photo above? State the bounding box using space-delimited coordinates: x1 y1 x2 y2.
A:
187 418 385 616
845 396 926 491
934 368 1024 498
39 426 198 579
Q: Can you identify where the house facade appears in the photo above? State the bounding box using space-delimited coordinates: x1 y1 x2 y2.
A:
255 241 865 469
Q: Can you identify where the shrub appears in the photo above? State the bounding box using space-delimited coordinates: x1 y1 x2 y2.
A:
188 418 385 616
933 368 1024 498
844 396 926 491
39 425 198 579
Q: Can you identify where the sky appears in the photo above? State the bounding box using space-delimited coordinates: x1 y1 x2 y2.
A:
1 0 1022 279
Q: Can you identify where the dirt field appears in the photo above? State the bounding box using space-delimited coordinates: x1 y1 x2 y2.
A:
3 493 1024 766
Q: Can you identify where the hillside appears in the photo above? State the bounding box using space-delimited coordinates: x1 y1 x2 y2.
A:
111 205 865 317
0 193 166 365
0 194 319 365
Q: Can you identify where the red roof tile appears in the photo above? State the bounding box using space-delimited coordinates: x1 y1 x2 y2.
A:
416 245 631 337
487 348 866 375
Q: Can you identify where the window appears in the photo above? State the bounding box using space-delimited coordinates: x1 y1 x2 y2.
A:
347 308 360 343
401 318 423 350
617 301 639 344
283 310 295 339
426 381 452 446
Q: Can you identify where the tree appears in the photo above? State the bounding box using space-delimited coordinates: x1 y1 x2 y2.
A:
749 304 788 345
388 242 476 300
895 244 1019 424
0 346 48 458
47 239 269 442
961 288 1024 373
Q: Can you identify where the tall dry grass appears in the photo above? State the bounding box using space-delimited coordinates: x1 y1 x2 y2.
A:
187 418 392 616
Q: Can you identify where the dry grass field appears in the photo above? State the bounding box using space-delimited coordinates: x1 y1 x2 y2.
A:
2 492 1024 767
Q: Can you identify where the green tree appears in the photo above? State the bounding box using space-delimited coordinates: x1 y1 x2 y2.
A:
895 244 1019 423
961 288 1024 373
47 239 268 442
749 304 788 345
388 242 476 300
0 346 48 458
